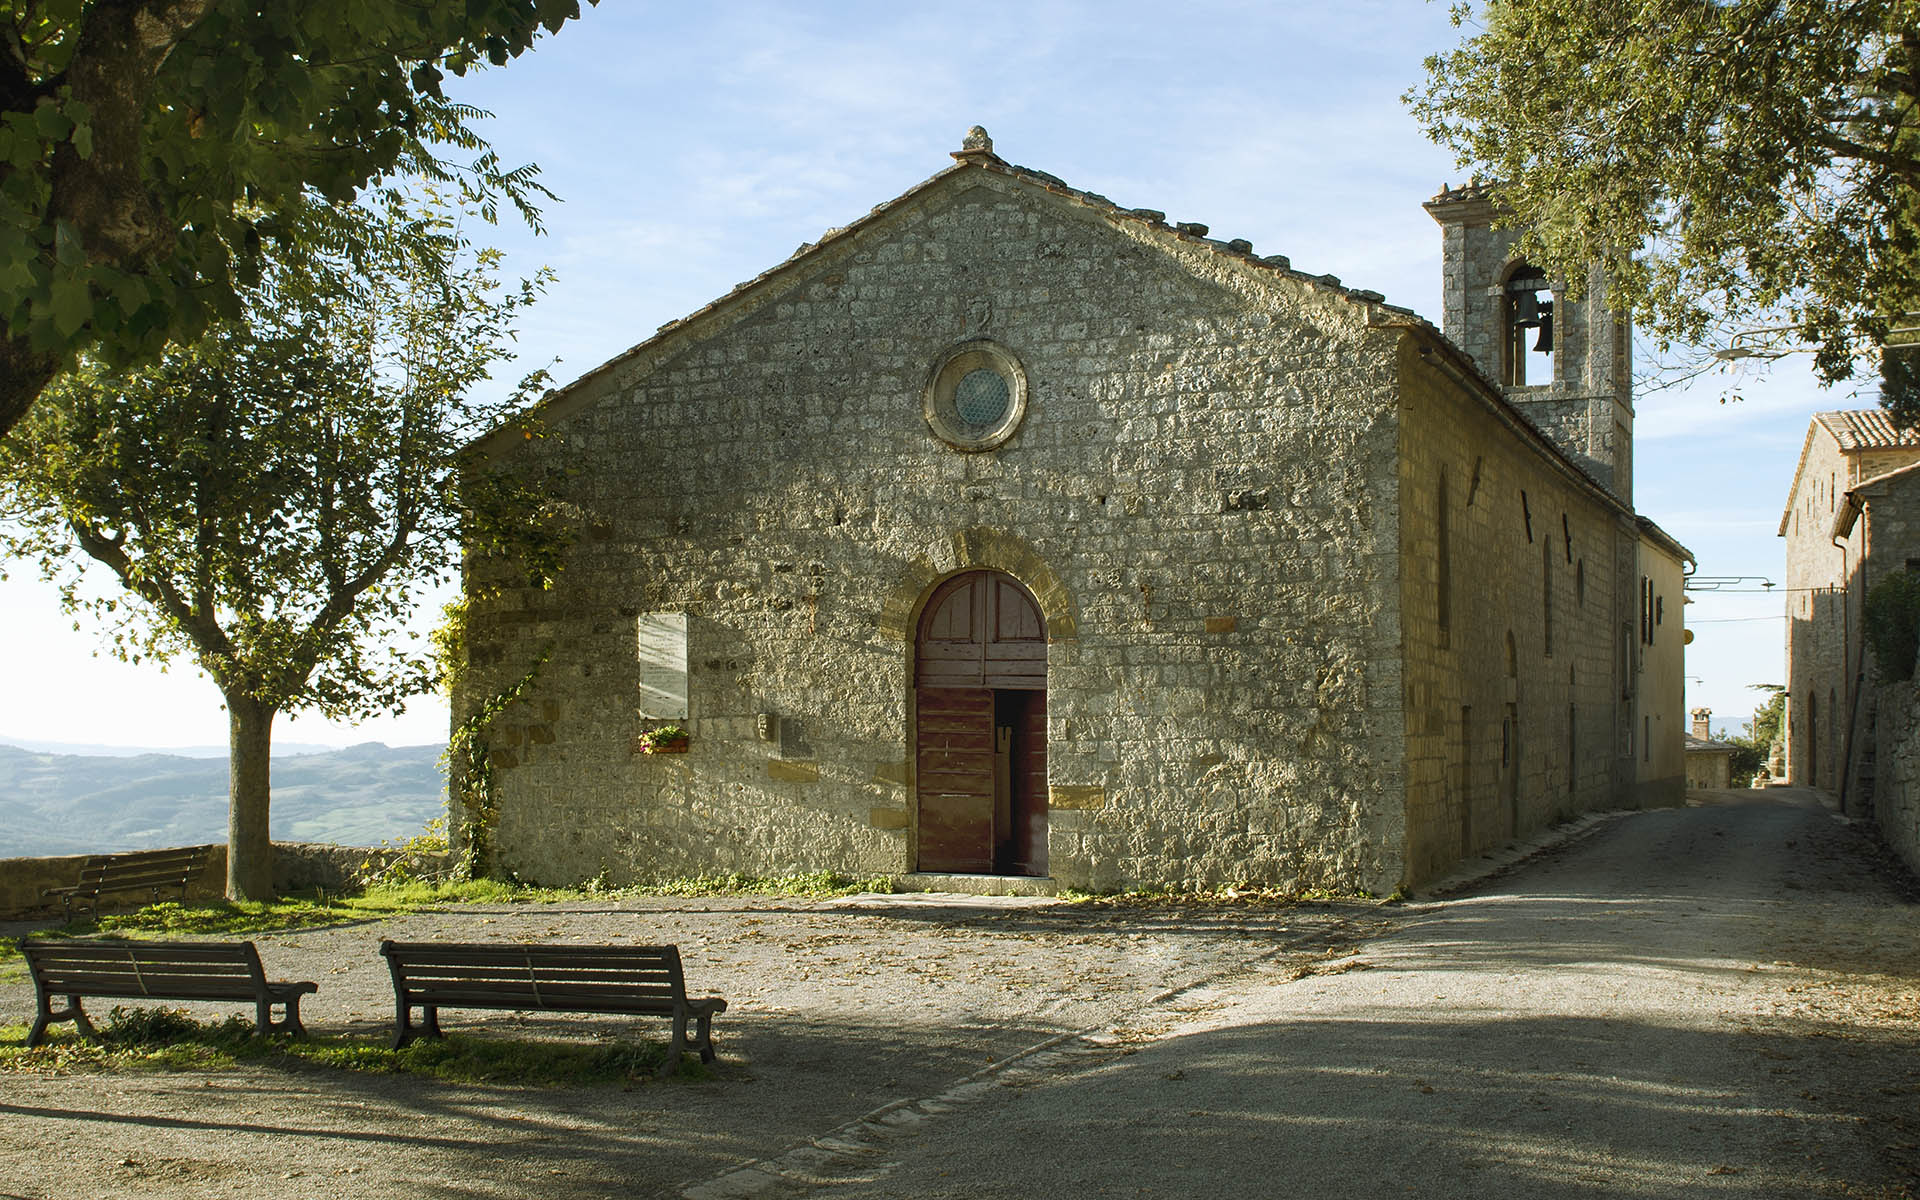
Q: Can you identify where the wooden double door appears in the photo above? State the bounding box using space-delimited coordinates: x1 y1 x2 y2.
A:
914 571 1047 876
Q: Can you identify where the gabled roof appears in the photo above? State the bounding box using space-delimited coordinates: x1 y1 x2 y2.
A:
466 130 1651 524
473 127 1425 457
1779 410 1920 536
1637 516 1696 566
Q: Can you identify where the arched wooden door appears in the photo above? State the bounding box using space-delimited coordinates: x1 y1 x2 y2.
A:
914 570 1047 875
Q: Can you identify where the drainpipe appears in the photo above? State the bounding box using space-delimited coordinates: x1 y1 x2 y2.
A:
1835 504 1866 814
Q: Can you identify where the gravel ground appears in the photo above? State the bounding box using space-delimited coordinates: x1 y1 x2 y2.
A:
0 875 1375 1198
2 787 1913 1199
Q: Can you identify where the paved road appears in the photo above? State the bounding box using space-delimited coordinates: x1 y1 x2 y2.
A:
698 791 1920 1199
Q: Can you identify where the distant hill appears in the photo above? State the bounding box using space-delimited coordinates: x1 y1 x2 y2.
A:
0 742 446 858
0 735 339 758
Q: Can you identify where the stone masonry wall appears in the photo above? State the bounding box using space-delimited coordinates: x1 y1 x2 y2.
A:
1685 750 1731 791
1635 536 1689 808
462 167 1408 894
1785 427 1847 789
1870 680 1920 875
1781 428 1882 789
1843 472 1920 816
0 842 410 919
1396 337 1633 887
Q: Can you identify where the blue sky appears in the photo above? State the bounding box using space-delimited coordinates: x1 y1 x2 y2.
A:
0 1 1849 749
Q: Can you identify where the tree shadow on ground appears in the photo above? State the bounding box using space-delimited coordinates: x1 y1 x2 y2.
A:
827 1012 1920 1200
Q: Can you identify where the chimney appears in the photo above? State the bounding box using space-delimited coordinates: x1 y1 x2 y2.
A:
1690 707 1712 740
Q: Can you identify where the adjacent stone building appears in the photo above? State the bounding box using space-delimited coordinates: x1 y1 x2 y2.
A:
1780 413 1920 874
1779 411 1920 798
1684 708 1736 790
458 131 1691 895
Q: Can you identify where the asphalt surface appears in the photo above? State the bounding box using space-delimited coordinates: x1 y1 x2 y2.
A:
697 789 1920 1199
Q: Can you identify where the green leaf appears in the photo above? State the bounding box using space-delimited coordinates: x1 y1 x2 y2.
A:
32 101 72 142
49 276 90 337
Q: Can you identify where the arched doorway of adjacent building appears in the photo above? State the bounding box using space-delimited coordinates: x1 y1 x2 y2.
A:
913 569 1047 876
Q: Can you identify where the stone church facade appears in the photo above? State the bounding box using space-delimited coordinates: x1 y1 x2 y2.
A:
458 130 1690 895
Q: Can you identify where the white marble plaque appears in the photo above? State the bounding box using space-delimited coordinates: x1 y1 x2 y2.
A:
636 611 689 718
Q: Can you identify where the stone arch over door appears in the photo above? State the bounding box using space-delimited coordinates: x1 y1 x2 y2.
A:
913 569 1048 876
878 526 1076 642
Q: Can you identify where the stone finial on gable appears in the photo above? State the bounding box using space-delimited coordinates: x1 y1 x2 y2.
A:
952 125 998 164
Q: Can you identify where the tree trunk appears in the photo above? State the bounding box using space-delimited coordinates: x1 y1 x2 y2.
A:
0 336 59 440
226 696 278 901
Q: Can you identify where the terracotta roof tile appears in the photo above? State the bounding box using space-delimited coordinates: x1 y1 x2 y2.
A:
1813 409 1920 451
1428 180 1500 204
1685 733 1738 753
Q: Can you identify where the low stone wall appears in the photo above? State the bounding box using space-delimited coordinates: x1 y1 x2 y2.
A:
1870 681 1920 876
0 842 438 921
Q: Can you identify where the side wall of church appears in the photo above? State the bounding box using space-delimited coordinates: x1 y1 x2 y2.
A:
1634 533 1689 808
1396 338 1635 887
458 171 1411 894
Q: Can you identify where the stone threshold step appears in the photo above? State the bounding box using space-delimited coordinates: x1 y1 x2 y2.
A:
898 872 1058 897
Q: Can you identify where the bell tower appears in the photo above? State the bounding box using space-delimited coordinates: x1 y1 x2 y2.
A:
1425 183 1634 502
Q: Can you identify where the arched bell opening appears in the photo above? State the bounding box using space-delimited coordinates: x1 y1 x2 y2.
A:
1500 259 1555 387
912 569 1047 876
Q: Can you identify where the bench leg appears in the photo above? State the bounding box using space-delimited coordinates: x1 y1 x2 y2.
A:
695 1009 717 1064
27 995 94 1048
391 997 415 1049
391 1002 443 1050
258 996 308 1038
278 995 307 1038
658 1010 687 1078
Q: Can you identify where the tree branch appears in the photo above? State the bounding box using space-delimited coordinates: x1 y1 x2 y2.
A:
68 512 234 667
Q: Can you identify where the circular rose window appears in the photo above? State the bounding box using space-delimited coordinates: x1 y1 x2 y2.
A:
924 340 1028 452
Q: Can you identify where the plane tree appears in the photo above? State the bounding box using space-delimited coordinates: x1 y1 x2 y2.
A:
1408 1 1920 415
0 0 594 439
0 196 564 899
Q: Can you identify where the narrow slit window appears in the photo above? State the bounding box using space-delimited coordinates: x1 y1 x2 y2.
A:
1543 538 1554 657
1438 469 1452 647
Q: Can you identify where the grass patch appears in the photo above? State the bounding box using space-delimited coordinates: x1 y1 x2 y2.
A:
616 870 895 899
2 871 895 959
0 1007 697 1086
15 879 549 946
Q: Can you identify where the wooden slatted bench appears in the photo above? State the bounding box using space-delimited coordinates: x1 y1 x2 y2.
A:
43 845 213 919
21 939 318 1047
379 940 727 1076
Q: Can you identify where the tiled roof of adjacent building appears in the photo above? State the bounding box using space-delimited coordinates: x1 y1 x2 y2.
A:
1685 733 1738 753
1812 409 1920 451
1781 409 1920 535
